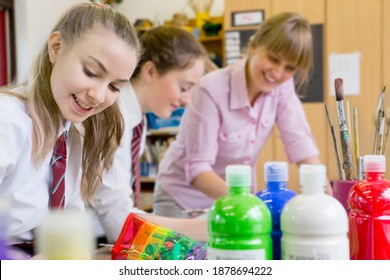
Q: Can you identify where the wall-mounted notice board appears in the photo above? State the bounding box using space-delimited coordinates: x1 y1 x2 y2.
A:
299 24 324 103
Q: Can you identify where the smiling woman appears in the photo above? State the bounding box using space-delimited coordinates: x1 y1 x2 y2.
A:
0 2 140 256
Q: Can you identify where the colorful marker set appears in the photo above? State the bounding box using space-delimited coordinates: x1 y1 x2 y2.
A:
112 213 207 260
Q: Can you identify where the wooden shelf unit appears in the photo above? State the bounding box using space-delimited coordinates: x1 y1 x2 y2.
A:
165 16 224 67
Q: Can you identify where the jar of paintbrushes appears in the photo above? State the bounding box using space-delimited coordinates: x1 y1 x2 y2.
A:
327 79 389 213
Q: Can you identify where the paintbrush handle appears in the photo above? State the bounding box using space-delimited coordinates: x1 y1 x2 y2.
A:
352 108 360 179
330 125 343 180
358 156 364 180
324 104 344 180
336 99 353 179
378 134 384 155
384 123 390 154
377 114 385 154
373 110 382 153
339 129 354 180
337 101 347 128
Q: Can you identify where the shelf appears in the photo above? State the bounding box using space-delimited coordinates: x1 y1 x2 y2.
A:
199 35 223 42
147 127 178 136
138 191 153 213
140 176 156 183
164 15 224 67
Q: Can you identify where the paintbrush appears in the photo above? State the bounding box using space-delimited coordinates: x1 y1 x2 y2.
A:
373 86 386 153
346 101 352 139
357 156 364 180
324 104 343 180
335 78 354 180
352 108 360 179
377 111 385 154
384 108 390 154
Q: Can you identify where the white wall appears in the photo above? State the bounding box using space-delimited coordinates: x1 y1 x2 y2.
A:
13 0 224 83
14 0 84 82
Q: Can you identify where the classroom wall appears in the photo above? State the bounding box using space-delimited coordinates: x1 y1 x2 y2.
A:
14 0 84 82
13 0 224 83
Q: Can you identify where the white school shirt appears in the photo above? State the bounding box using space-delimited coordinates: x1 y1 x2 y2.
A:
91 83 147 243
0 90 83 245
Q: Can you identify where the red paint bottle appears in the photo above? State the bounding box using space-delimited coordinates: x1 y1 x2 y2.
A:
348 155 390 259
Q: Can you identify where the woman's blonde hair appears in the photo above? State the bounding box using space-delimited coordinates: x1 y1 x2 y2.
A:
5 3 141 204
249 12 313 90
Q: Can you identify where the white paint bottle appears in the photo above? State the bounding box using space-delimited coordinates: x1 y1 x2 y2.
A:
36 209 95 260
281 164 349 260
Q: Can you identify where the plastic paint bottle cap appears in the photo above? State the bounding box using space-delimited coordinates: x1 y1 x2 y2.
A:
364 155 386 172
264 161 289 182
225 165 251 188
299 164 326 193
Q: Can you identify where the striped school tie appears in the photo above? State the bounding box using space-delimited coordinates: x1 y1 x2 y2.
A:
131 121 144 207
50 131 67 209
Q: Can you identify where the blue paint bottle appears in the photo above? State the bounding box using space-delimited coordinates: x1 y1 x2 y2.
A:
256 162 296 260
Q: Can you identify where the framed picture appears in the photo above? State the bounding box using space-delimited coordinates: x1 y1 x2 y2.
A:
231 10 264 27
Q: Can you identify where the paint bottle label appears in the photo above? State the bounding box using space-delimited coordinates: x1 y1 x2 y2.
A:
207 247 265 260
282 235 350 260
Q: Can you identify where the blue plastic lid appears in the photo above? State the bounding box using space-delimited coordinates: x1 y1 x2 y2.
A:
264 161 288 182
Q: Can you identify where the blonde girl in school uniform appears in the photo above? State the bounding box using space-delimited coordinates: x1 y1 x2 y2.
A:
153 12 332 218
0 2 140 255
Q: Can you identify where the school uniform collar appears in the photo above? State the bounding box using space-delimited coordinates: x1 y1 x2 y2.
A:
128 82 143 125
59 121 71 137
129 83 147 130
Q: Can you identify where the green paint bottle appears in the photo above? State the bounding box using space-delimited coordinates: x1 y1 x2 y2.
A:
207 165 272 260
